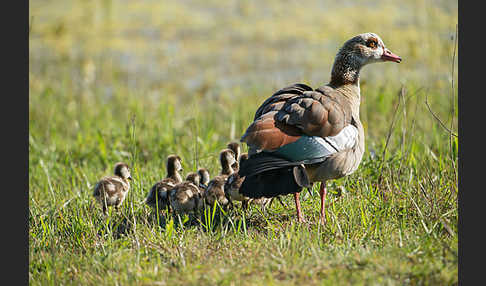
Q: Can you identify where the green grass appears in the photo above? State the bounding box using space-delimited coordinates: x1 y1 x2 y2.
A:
29 0 458 285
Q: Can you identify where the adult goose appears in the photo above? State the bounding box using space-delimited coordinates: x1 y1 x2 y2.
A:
93 162 132 215
238 33 401 224
145 154 183 213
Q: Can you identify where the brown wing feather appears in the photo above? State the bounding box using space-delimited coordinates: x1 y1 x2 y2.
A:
253 83 314 120
241 112 302 151
241 83 353 151
276 89 351 137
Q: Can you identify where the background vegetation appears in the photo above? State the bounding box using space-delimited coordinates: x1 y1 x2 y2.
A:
29 0 458 284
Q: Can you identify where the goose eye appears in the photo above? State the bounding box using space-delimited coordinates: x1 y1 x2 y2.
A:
365 37 379 49
366 40 377 48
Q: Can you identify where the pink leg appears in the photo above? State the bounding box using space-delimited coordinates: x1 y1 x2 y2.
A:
319 182 327 225
294 192 305 223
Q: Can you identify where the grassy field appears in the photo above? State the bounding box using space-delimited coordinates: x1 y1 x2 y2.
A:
29 0 458 285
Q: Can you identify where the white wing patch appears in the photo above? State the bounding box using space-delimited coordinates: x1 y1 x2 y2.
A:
266 124 359 162
314 125 358 154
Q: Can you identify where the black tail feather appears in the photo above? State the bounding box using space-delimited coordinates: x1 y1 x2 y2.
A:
236 151 324 198
238 152 300 177
239 167 302 198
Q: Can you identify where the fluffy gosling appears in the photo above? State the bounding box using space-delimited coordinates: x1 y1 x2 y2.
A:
145 154 183 213
225 153 251 209
204 149 236 208
93 162 132 215
196 168 211 192
169 172 204 216
227 142 241 170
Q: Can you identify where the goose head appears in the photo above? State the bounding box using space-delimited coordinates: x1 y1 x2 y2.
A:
227 142 241 170
114 162 132 180
331 32 401 86
185 172 201 187
340 32 401 64
220 149 237 175
166 154 183 182
197 168 211 186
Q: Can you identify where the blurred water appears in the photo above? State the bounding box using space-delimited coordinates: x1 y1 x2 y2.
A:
29 0 458 99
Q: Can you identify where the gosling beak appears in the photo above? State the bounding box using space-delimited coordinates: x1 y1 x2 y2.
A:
381 48 402 63
128 176 133 181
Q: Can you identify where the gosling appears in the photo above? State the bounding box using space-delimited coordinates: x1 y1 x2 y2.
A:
196 167 211 192
227 142 241 170
93 162 132 215
169 172 204 216
204 149 237 209
145 154 183 213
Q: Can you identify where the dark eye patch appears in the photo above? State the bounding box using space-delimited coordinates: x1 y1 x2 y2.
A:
366 38 378 49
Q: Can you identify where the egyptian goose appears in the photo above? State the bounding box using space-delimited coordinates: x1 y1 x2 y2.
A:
238 33 401 224
196 167 211 191
225 153 252 209
185 171 205 196
169 172 204 216
145 154 183 213
93 162 132 215
203 149 236 209
227 142 241 170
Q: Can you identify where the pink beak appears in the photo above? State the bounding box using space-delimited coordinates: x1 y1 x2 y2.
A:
381 48 402 63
